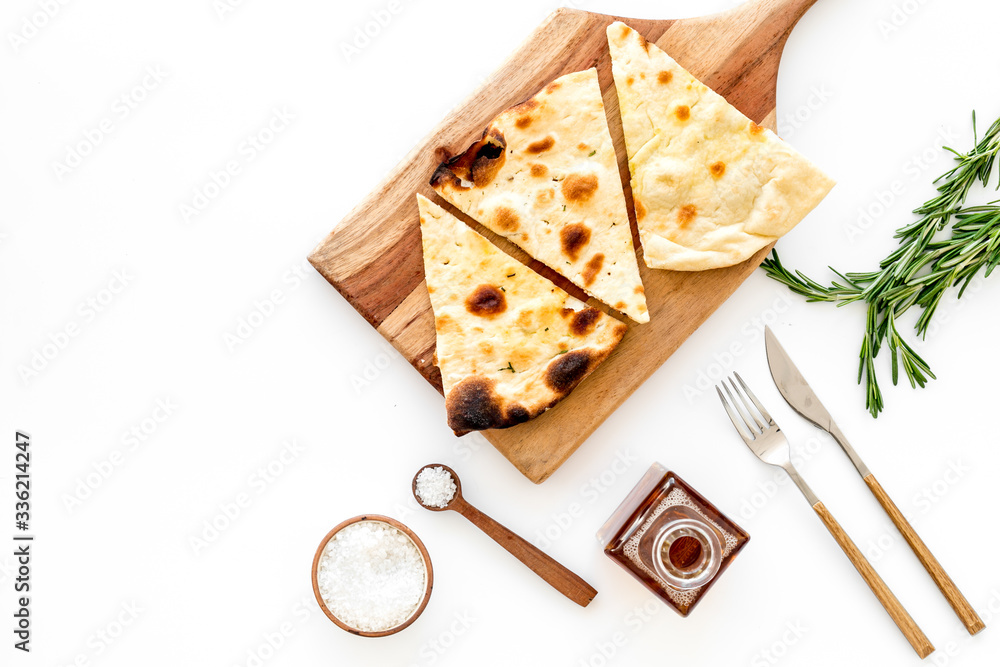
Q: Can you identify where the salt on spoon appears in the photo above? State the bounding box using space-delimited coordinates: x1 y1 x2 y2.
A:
411 463 597 607
414 466 457 508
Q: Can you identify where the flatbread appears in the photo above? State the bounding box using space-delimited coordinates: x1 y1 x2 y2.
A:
431 68 648 323
607 22 835 271
417 194 627 435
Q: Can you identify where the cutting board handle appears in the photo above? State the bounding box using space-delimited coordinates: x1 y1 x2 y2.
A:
655 0 823 127
728 0 821 38
749 0 821 19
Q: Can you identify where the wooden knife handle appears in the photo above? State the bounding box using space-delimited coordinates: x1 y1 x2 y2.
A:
457 501 597 607
812 501 934 659
864 473 985 635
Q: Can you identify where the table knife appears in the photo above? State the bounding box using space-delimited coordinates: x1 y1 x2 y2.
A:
764 325 984 635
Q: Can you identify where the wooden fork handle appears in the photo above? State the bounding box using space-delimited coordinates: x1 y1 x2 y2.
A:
812 501 935 659
458 502 597 607
864 474 985 635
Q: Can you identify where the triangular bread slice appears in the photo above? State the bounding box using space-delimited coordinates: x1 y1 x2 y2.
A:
607 21 835 271
417 194 627 435
430 68 648 323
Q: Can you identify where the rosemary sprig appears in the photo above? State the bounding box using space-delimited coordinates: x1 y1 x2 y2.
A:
762 112 1000 417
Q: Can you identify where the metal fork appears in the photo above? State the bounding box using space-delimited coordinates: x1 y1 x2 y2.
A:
718 373 934 659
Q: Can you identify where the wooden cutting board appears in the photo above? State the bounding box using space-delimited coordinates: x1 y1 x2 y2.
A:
310 0 821 483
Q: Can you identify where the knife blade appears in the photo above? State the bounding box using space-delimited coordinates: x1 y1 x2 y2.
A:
763 326 870 478
764 325 986 635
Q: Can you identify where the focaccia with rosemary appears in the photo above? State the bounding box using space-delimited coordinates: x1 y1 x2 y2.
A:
431 68 648 323
607 21 835 271
417 195 627 435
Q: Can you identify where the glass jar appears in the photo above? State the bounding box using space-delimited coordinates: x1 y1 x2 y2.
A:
596 463 749 616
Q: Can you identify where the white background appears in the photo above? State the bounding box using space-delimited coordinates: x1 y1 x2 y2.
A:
3 0 1000 665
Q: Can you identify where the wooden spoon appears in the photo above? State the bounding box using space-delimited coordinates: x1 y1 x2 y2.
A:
412 464 597 607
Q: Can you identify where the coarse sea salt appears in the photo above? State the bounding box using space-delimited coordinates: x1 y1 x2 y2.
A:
415 466 457 508
316 521 426 633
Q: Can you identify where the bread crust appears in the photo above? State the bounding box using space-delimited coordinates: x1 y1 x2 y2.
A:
431 69 649 323
607 21 835 271
417 195 626 435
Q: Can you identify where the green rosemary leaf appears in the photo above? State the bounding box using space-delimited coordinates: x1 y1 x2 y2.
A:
764 111 1000 416
887 318 900 386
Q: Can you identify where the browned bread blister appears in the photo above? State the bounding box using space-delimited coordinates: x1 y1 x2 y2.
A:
417 195 626 435
431 68 648 323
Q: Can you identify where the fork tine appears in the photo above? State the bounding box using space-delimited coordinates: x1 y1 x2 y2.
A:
729 376 767 431
722 381 759 438
716 386 753 442
734 371 774 424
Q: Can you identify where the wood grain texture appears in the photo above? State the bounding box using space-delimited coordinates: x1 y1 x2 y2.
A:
864 474 986 635
454 497 598 607
812 501 935 659
412 464 596 606
310 0 822 483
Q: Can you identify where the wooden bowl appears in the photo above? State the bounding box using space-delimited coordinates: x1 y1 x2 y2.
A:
311 514 433 637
